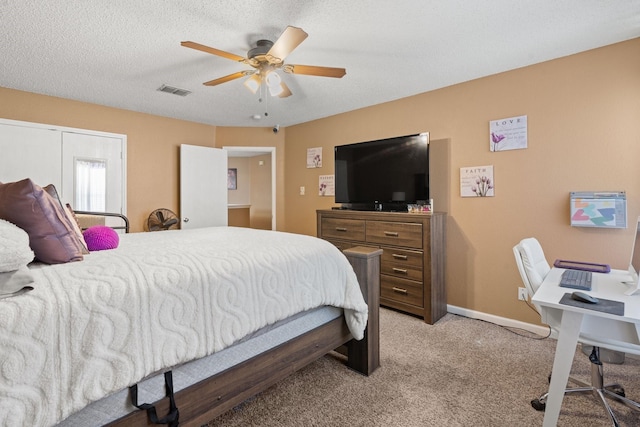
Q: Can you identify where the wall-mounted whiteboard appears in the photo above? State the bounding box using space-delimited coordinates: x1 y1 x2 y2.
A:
570 191 627 229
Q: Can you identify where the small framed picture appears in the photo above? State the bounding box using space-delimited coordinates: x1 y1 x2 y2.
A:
227 168 237 190
489 115 528 151
460 165 494 197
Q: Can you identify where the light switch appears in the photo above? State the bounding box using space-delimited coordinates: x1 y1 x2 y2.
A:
300 186 305 195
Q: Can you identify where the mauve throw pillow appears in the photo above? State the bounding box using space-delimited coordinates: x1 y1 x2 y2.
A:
42 184 89 255
0 178 84 264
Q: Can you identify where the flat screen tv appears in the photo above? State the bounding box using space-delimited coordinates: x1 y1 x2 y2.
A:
334 132 429 211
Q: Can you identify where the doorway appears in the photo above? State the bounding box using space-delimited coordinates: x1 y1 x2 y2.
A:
223 146 276 230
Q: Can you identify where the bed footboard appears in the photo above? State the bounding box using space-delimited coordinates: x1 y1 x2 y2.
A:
106 246 381 427
344 246 382 375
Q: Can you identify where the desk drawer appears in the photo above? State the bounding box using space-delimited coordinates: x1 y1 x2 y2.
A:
320 218 366 241
366 221 422 248
381 275 423 307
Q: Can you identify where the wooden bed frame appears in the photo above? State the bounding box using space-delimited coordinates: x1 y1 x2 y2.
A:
106 246 382 427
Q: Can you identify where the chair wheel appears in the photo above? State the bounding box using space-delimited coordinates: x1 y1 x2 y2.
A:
610 385 626 397
531 398 546 411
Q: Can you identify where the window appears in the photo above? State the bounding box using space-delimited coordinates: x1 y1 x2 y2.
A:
75 158 106 211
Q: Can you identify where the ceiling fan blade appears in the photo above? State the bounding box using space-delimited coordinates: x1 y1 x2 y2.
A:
283 64 346 78
203 71 250 86
278 81 292 98
267 26 308 62
181 41 246 62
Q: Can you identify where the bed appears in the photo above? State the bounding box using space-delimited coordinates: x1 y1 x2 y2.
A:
0 181 381 427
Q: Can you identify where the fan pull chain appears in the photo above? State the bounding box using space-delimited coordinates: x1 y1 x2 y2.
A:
256 82 269 117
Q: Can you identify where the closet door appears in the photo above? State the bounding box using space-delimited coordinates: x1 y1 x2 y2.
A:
0 119 127 222
61 132 125 214
0 123 62 187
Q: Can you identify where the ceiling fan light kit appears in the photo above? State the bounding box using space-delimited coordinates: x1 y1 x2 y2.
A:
181 26 346 99
243 74 261 94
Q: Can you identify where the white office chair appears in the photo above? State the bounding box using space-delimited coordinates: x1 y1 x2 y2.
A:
514 238 640 425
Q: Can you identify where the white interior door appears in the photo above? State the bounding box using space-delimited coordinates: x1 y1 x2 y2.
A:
180 144 227 229
0 123 62 187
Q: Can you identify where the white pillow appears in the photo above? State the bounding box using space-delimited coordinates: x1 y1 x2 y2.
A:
0 218 35 272
0 266 34 299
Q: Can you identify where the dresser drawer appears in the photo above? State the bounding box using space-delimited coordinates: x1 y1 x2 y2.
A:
381 247 422 280
366 221 423 248
381 247 423 268
381 275 423 308
381 264 423 281
320 218 366 241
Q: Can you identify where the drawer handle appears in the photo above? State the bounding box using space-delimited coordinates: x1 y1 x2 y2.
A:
384 231 399 237
392 254 408 260
392 267 408 274
335 227 348 232
392 287 408 295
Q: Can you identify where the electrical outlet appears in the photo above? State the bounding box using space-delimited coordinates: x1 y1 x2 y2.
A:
518 287 528 301
299 186 305 195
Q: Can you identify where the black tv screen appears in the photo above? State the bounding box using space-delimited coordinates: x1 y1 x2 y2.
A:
334 133 429 210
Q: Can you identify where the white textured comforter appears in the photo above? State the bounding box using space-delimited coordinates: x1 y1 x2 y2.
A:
0 227 368 427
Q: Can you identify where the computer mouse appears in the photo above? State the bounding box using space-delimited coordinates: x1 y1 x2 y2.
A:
571 291 599 304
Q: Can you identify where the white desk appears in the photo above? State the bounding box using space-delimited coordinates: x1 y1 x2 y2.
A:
532 268 640 426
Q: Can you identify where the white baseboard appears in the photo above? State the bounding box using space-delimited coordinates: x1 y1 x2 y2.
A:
446 305 640 360
447 304 553 337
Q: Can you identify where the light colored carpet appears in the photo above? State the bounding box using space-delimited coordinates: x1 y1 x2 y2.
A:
208 308 640 426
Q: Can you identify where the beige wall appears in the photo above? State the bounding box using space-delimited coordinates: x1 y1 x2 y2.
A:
284 38 640 325
250 153 273 230
1 38 638 325
0 90 286 232
0 87 216 232
227 157 251 204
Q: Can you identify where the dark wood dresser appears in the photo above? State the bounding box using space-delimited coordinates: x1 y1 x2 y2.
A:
317 209 446 324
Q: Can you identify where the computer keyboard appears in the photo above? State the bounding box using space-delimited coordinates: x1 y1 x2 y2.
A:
559 269 592 291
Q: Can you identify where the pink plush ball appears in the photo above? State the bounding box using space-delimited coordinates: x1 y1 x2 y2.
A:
82 225 119 251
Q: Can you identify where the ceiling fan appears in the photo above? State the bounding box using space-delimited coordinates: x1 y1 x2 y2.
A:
181 26 346 98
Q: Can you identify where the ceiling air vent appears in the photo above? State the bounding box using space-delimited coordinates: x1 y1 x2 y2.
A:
157 84 191 97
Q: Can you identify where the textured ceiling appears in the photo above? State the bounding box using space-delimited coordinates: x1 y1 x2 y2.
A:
2 1 639 128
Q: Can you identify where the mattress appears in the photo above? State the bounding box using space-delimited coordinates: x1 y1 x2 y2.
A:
0 227 368 426
58 306 343 426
